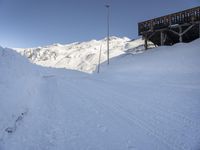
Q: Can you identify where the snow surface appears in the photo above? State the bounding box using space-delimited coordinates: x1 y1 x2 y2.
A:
14 37 154 73
0 39 200 150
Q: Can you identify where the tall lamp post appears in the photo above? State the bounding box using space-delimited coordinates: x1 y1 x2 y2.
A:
105 4 110 65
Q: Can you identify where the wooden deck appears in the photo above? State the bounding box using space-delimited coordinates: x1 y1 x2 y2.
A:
138 6 200 49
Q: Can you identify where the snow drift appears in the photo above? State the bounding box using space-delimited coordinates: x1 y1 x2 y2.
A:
0 39 200 150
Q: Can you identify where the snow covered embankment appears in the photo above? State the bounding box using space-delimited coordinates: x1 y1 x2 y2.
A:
0 39 200 150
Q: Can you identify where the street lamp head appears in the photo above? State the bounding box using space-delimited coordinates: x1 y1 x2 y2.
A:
105 4 110 8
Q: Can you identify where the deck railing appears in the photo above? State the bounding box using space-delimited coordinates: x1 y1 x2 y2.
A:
138 6 200 35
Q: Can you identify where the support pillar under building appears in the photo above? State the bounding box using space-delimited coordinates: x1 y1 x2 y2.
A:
160 31 164 46
144 34 148 50
179 26 183 43
199 22 200 38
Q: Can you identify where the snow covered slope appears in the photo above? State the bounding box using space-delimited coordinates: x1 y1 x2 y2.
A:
14 37 154 73
0 39 200 150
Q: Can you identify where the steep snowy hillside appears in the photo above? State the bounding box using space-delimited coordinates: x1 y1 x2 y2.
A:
14 37 154 73
0 39 200 150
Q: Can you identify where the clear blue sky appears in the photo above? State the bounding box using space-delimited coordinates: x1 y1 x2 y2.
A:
0 0 199 48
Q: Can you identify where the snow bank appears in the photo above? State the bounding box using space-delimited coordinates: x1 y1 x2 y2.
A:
0 39 200 150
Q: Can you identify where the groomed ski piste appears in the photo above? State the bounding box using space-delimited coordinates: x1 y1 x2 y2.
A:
0 38 200 150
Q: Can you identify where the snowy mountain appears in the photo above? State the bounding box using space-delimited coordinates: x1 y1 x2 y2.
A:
1 39 200 150
14 37 154 73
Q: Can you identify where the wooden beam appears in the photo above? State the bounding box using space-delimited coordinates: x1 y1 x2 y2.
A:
169 29 179 36
180 24 195 36
147 32 156 40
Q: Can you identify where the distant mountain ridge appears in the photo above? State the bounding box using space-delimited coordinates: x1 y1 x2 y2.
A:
14 36 153 73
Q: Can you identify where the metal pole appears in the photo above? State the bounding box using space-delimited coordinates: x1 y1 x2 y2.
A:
97 45 102 73
106 4 110 65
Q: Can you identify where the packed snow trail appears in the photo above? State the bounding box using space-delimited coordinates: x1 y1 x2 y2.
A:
0 39 200 150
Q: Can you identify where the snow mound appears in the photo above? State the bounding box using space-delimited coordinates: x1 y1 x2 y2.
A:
14 37 153 73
